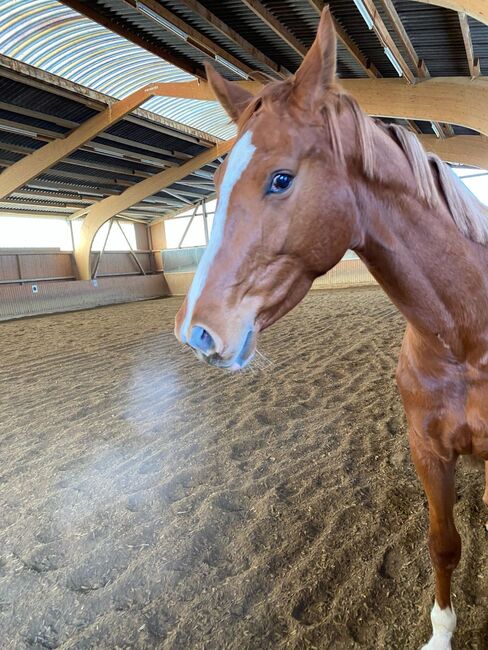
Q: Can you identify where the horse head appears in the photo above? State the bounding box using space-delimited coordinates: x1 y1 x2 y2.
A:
175 8 363 369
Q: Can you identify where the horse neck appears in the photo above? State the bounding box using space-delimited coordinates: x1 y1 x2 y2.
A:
352 127 488 357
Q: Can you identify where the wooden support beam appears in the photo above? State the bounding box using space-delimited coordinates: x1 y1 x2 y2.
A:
0 81 218 201
431 121 456 138
373 2 457 136
0 53 219 146
0 135 183 172
304 0 379 77
419 135 488 169
158 0 289 78
411 0 488 26
60 0 206 79
123 80 263 101
142 77 488 136
340 77 488 136
375 0 427 76
149 220 166 272
0 102 78 129
406 120 423 134
0 161 136 190
74 140 233 280
0 85 156 199
239 0 307 57
333 18 380 78
12 189 97 203
309 0 450 137
459 12 481 79
351 0 415 82
124 0 261 80
250 0 379 78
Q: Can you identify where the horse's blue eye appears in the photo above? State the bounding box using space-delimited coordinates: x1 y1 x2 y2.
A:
268 172 294 194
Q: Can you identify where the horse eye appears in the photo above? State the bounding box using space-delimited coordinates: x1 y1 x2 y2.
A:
268 172 294 194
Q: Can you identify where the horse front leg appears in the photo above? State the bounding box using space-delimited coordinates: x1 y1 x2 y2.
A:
409 430 461 650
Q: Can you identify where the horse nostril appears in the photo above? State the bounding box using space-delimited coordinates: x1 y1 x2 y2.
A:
189 325 215 356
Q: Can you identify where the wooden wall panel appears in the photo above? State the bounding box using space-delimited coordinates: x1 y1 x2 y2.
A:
164 271 194 296
97 252 141 276
0 275 169 321
0 254 19 281
95 252 152 276
18 253 73 280
0 251 155 284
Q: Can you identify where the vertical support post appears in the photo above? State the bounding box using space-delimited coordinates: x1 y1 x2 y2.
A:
202 199 209 245
68 219 75 251
147 224 154 274
15 253 22 283
149 221 166 273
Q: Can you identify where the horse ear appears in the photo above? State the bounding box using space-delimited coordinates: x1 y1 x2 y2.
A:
205 62 255 122
293 6 337 106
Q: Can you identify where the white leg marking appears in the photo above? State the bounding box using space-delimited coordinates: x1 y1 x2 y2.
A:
181 129 256 342
421 601 456 650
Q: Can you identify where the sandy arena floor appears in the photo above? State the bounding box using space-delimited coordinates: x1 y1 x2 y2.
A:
0 287 487 649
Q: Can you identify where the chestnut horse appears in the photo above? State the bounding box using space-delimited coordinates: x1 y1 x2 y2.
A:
175 8 488 648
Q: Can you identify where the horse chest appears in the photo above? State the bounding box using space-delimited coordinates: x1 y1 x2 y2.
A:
399 360 488 459
427 371 488 460
465 371 488 458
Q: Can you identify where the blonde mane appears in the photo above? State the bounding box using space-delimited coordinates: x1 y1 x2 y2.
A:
387 124 488 245
329 92 488 245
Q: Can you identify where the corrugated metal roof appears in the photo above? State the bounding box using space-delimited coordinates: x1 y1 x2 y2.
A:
0 68 223 221
170 0 304 73
161 0 281 76
391 1 471 76
0 75 96 123
0 0 236 139
263 0 370 78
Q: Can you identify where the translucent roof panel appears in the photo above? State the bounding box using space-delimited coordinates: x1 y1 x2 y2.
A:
0 0 236 139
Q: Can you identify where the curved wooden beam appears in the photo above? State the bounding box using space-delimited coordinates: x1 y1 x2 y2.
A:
151 77 488 136
419 135 488 169
411 0 488 26
0 82 218 202
340 77 488 137
74 140 233 280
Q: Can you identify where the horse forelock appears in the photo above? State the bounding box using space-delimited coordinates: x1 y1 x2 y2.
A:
236 80 295 132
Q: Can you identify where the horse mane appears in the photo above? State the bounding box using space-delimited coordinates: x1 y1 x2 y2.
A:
382 122 488 245
240 82 488 245
328 92 488 246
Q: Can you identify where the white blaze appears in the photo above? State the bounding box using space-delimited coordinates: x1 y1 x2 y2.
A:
181 129 256 343
422 601 456 650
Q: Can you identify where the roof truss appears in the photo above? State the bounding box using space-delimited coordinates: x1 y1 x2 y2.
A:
0 82 216 202
74 140 233 279
458 12 481 79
